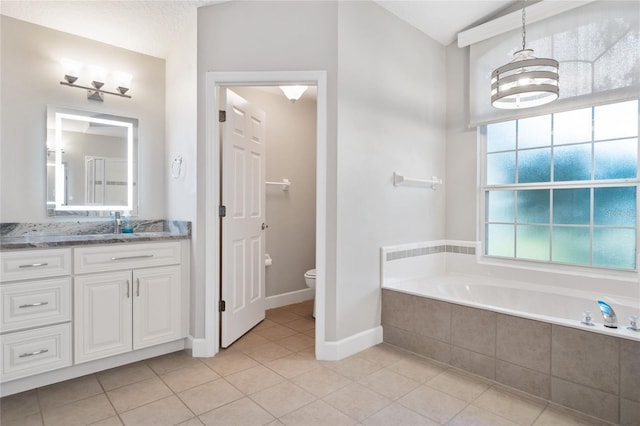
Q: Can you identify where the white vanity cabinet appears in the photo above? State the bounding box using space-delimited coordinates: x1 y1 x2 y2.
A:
74 242 186 364
0 249 73 382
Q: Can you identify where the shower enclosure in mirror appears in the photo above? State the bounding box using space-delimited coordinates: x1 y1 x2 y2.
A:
46 106 138 216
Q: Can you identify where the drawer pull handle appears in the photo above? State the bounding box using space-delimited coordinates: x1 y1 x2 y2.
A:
18 262 49 269
19 302 49 308
19 349 49 358
126 280 130 298
136 278 140 297
110 255 154 261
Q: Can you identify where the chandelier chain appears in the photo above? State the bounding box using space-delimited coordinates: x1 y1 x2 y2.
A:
521 3 527 50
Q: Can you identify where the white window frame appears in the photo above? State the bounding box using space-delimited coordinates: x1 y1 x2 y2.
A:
477 100 640 280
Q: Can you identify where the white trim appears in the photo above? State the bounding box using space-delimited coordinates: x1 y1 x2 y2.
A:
457 0 594 48
204 71 328 359
266 288 314 310
316 326 383 361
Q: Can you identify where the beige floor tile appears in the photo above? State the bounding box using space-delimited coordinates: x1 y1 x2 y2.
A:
291 367 353 398
264 353 321 379
285 318 316 332
255 324 299 341
304 328 315 338
160 362 220 393
295 346 317 359
266 309 303 324
361 402 438 426
107 376 172 413
119 395 193 426
177 378 243 415
323 383 391 422
230 333 271 351
41 394 115 426
276 333 315 352
242 341 292 363
1 412 43 426
449 405 520 426
533 405 611 426
398 385 467 424
38 375 104 411
357 344 408 367
97 361 156 391
0 390 40 422
285 301 314 318
385 354 445 383
358 368 420 400
201 349 260 376
322 355 382 381
250 381 316 418
225 365 285 395
473 386 547 426
426 369 491 403
280 400 357 426
146 350 201 375
199 397 274 426
176 418 205 426
252 319 279 332
89 415 124 426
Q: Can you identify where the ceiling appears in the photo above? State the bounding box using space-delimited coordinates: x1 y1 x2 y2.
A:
0 0 518 59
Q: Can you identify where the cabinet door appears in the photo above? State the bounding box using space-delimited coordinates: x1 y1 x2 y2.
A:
75 271 133 363
133 265 183 350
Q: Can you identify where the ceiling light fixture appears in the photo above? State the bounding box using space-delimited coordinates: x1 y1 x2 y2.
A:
280 85 307 102
490 1 559 109
59 60 132 101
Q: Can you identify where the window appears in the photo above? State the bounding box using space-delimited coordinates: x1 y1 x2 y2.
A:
482 100 639 270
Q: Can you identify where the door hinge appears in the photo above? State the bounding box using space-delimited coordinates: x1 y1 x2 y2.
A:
219 300 226 312
219 205 226 218
219 110 226 123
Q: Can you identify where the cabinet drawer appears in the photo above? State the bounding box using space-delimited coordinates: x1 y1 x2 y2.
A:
74 242 181 274
1 323 72 382
0 249 71 283
1 278 71 333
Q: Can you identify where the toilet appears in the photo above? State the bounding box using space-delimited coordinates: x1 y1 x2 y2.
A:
304 269 316 317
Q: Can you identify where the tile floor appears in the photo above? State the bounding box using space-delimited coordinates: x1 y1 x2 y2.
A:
1 300 613 426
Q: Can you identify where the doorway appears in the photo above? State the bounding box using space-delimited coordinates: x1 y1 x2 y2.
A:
201 71 328 358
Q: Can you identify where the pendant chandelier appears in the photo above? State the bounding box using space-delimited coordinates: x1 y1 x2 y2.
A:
491 2 559 109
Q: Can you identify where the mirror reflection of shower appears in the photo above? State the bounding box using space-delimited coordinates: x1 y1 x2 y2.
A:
85 156 128 205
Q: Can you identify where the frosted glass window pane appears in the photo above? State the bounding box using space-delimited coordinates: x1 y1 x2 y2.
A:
518 148 551 183
518 115 551 148
553 144 592 181
552 226 591 265
594 101 638 141
486 224 514 257
487 190 514 223
553 188 591 225
487 121 516 152
593 228 636 269
517 190 550 224
516 225 550 261
487 152 515 185
594 138 638 180
594 187 636 226
554 108 592 145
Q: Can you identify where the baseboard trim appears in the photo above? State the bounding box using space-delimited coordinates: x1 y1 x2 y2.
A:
266 288 314 309
316 326 383 361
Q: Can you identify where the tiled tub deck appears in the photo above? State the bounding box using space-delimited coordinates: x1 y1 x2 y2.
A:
382 289 640 425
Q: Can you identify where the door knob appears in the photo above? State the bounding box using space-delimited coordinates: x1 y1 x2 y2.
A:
261 223 268 230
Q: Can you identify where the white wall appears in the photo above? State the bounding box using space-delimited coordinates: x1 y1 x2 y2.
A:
0 16 166 222
230 87 317 298
335 2 447 340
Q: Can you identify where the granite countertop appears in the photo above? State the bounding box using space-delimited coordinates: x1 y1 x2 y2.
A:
1 220 191 250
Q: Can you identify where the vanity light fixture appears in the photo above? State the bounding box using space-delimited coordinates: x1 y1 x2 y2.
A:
280 85 308 102
59 60 132 101
490 1 559 109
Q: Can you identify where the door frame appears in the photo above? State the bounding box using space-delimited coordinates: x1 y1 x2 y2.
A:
202 71 328 358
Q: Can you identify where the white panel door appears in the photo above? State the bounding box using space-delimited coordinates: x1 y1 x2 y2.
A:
221 89 267 348
74 271 132 363
133 265 183 349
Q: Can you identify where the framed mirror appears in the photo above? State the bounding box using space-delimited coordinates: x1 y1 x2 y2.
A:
46 106 138 216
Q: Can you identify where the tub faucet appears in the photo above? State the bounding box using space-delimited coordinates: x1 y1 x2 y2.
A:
597 300 618 329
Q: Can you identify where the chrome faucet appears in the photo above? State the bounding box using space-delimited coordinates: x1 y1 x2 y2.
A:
597 300 618 329
113 211 122 233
